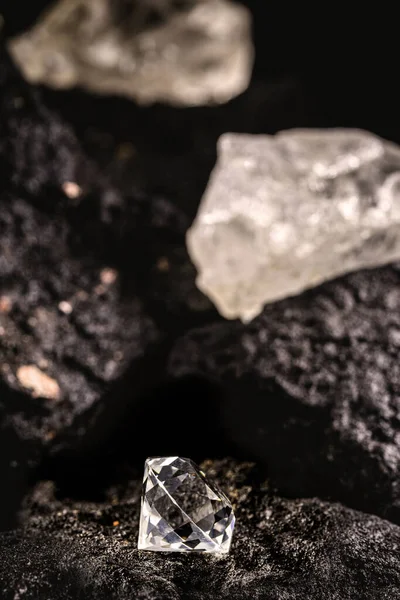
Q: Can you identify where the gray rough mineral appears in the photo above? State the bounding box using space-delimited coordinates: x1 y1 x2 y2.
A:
8 0 253 106
187 129 400 321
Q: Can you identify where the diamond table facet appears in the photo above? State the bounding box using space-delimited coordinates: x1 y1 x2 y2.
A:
138 457 235 553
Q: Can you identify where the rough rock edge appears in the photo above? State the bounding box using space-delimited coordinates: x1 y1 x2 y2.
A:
169 266 400 525
0 460 399 599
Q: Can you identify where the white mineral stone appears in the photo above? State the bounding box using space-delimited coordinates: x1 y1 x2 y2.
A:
8 0 253 107
187 129 400 321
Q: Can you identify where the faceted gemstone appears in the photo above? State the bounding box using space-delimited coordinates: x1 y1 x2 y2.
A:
138 457 235 553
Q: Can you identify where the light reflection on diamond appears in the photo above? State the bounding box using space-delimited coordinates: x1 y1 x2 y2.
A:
138 457 235 553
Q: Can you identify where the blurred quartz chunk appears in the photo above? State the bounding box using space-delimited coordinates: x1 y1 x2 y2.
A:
8 0 253 106
188 129 400 321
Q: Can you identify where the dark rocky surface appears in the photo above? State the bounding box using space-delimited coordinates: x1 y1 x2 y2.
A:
0 48 86 194
1 460 400 600
0 46 215 529
170 267 400 525
0 188 161 527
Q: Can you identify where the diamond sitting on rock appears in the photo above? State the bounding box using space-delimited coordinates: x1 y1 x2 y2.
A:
138 457 235 553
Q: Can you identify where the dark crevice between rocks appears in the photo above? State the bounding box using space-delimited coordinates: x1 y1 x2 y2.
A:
62 192 220 336
39 75 308 221
0 383 46 530
38 374 232 503
220 378 395 518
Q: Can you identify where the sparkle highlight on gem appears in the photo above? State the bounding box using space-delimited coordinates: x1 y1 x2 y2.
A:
138 456 235 553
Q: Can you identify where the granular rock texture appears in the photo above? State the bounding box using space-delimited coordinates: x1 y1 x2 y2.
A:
0 48 87 194
170 267 400 525
0 45 212 529
1 461 399 599
0 193 161 439
0 189 166 527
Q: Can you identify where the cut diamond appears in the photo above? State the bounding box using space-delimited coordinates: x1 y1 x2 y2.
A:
138 456 235 553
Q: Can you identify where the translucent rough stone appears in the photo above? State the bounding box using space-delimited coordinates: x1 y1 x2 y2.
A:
187 129 400 321
8 0 253 107
138 456 235 553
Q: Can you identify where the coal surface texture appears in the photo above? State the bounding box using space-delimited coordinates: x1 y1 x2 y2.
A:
1 460 399 600
170 267 400 525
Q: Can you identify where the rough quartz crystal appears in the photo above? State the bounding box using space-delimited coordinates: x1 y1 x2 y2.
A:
138 456 235 553
187 129 400 321
8 0 253 107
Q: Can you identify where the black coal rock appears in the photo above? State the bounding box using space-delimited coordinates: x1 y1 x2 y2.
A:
170 267 400 525
0 37 229 530
0 47 216 529
0 48 89 194
0 190 167 526
0 158 215 527
1 461 399 599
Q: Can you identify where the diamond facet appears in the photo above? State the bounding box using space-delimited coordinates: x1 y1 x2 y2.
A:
138 457 235 553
